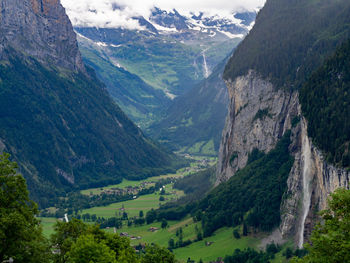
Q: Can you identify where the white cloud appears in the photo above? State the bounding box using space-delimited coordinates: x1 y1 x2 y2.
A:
61 0 266 29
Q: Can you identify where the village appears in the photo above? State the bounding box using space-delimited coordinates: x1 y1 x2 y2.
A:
89 181 155 196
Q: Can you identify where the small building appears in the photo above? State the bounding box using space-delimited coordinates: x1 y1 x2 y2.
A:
148 227 159 232
120 232 129 237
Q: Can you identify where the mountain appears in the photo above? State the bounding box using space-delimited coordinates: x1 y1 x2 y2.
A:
0 0 180 207
215 0 350 246
73 7 253 126
150 57 229 156
77 37 170 128
300 40 350 168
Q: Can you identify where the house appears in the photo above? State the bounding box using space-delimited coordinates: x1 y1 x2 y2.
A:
120 232 129 237
148 227 159 232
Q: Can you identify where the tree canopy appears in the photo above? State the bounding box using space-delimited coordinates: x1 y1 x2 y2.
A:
0 153 50 262
292 189 350 263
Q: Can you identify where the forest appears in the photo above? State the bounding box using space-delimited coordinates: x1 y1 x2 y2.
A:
300 40 350 167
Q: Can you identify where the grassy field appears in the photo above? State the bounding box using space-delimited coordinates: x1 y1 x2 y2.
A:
40 217 58 238
38 156 282 262
80 160 209 196
112 216 262 262
80 186 184 219
174 228 260 262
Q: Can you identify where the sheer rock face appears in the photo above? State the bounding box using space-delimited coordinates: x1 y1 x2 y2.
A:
216 71 299 184
217 71 350 244
0 0 84 72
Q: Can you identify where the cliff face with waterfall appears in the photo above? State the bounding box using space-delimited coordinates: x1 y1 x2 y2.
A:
217 0 350 246
217 70 350 245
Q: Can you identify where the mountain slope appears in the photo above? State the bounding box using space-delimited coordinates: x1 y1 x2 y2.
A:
300 40 350 167
0 0 179 207
78 39 170 127
224 0 350 88
217 0 350 245
150 58 229 155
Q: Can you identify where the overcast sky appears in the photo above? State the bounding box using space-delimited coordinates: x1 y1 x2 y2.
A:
61 0 266 29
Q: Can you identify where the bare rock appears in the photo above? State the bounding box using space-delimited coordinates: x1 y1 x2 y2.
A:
0 0 84 72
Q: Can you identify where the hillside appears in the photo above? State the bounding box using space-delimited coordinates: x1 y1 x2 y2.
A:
198 133 293 236
300 40 350 167
149 58 229 155
0 0 179 207
217 0 350 246
78 39 170 128
224 0 350 88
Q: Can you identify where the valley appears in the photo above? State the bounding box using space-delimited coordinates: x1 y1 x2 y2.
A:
1 0 350 262
39 155 289 262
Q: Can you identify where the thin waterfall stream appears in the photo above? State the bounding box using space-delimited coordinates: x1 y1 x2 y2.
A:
299 123 313 248
202 50 210 78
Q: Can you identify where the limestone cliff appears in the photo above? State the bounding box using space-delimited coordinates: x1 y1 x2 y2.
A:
217 71 350 246
0 0 84 72
217 71 299 184
217 0 350 247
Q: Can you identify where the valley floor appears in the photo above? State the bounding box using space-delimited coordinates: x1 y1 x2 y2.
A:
39 156 289 262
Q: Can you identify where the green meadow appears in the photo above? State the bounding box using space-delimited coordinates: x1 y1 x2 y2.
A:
80 186 184 219
38 156 282 262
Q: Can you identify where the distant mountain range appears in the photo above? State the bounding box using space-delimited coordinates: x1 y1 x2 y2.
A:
74 8 255 124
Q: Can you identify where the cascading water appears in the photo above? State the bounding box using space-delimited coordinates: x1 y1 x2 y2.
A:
202 50 210 78
298 123 313 248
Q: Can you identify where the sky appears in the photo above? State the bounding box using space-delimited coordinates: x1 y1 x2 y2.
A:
61 0 266 29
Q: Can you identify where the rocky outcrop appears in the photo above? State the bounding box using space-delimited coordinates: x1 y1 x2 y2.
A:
217 70 350 246
0 0 84 72
217 71 299 184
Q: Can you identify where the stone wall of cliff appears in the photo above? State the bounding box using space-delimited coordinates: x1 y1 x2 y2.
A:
0 0 84 72
217 71 350 246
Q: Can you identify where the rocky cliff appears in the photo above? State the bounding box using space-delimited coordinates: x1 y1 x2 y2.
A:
217 71 299 184
0 0 84 72
218 0 350 247
217 71 350 246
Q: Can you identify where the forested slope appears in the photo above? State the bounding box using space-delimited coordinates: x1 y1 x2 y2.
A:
0 51 179 207
224 0 350 89
300 40 350 167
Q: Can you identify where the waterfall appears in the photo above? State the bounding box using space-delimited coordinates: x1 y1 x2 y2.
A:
202 50 210 78
298 123 313 248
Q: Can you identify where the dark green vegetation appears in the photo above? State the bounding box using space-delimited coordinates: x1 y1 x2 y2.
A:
0 154 176 263
78 43 169 128
224 0 350 89
292 189 350 263
150 58 229 155
173 167 215 202
52 219 176 263
224 248 274 263
253 108 272 122
300 40 350 167
0 49 181 207
196 132 294 236
149 168 215 222
0 153 50 263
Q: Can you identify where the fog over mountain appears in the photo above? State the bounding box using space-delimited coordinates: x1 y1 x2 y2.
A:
61 0 265 29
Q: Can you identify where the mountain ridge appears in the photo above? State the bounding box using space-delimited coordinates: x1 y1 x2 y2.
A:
0 0 180 207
